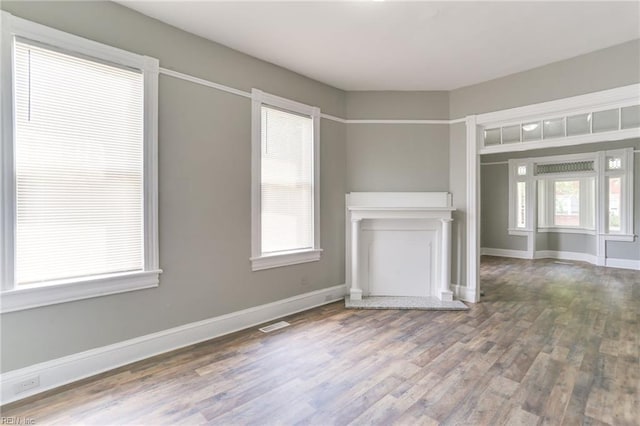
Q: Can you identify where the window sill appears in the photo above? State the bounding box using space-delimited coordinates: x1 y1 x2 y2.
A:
508 228 533 236
0 270 162 313
537 227 596 235
251 249 323 271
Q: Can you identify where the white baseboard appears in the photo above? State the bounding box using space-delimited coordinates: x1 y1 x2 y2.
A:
1 284 347 405
534 250 597 264
452 284 478 303
605 258 640 270
481 248 530 259
482 247 639 271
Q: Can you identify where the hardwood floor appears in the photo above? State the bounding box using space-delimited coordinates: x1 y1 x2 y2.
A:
2 256 639 425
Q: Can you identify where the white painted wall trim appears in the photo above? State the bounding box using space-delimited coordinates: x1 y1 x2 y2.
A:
476 84 640 127
481 248 639 271
605 258 640 271
346 119 451 125
0 284 347 405
158 67 463 125
451 284 477 303
534 250 598 264
481 248 531 259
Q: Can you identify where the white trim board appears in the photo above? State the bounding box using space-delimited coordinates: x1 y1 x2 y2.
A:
481 248 531 259
0 284 347 405
605 258 640 271
534 250 597 264
481 247 640 271
158 67 461 125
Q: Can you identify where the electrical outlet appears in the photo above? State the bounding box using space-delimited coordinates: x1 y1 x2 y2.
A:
13 376 40 394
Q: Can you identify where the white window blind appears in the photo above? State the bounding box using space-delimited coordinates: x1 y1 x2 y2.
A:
260 106 314 254
14 40 144 285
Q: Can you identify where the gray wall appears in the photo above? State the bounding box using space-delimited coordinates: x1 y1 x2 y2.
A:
345 92 450 192
450 39 640 287
1 1 638 374
481 140 640 258
480 164 527 251
0 1 347 372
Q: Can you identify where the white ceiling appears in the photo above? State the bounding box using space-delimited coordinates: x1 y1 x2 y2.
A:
118 1 640 91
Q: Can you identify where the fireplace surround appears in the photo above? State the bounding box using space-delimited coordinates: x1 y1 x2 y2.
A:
346 192 455 302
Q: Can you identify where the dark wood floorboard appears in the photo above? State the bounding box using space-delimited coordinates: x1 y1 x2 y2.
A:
2 256 638 425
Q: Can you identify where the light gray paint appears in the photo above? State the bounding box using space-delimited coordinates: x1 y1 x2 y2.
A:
346 91 449 120
345 92 450 192
450 39 640 118
0 1 347 372
480 164 527 251
480 140 640 258
346 124 449 192
450 39 640 288
1 1 638 374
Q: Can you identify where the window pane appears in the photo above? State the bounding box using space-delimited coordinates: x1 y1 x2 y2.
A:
516 182 526 228
621 105 640 129
608 177 622 232
517 165 527 176
543 118 565 139
14 41 144 285
502 125 520 144
554 180 580 227
567 113 591 136
592 109 619 133
522 122 541 141
261 106 313 254
484 128 501 146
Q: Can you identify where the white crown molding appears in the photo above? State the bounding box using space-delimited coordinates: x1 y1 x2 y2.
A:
0 284 347 405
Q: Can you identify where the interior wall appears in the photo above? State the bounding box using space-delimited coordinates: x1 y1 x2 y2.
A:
0 1 347 373
449 39 640 288
480 164 527 251
345 91 450 192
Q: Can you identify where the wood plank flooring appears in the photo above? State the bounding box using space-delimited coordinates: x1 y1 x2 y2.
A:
2 256 639 425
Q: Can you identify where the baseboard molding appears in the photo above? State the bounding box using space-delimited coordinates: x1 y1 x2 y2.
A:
1 284 347 405
534 250 597 264
452 284 478 303
481 248 530 259
605 258 640 271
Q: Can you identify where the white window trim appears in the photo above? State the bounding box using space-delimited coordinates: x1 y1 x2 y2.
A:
538 176 596 234
0 12 161 313
508 161 533 234
250 89 322 271
508 149 635 240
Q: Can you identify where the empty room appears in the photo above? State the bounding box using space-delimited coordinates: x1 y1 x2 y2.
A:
0 1 639 425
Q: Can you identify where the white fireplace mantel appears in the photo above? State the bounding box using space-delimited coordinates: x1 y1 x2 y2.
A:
346 192 455 302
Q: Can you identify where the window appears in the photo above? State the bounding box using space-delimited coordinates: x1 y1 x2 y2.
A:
1 13 160 312
509 150 634 240
508 162 530 233
251 90 321 270
537 177 595 230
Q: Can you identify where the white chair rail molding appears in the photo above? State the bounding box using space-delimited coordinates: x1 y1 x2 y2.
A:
345 192 461 307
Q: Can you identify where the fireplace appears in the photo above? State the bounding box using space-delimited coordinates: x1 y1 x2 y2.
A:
346 192 455 302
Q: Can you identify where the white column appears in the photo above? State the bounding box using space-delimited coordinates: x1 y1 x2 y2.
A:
350 218 363 300
440 218 454 301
